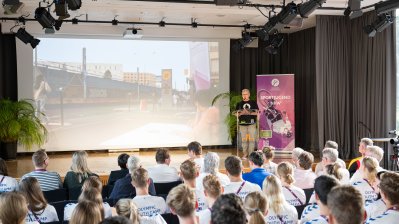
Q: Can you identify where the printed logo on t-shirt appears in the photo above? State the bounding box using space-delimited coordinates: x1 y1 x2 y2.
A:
266 215 295 224
138 206 162 217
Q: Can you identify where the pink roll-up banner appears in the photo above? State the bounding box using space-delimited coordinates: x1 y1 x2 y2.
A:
257 74 295 151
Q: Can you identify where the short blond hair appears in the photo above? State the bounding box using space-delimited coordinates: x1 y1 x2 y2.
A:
166 184 196 217
180 159 197 181
360 138 373 146
203 174 222 198
0 192 28 224
32 149 47 167
365 146 384 162
131 167 149 188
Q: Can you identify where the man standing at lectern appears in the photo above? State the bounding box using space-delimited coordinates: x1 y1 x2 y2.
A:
236 89 259 159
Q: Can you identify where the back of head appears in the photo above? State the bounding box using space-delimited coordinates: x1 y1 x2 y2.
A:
244 191 268 224
204 152 220 175
19 177 47 212
71 150 91 182
0 158 8 176
0 192 28 224
314 175 340 205
322 148 338 163
180 159 197 181
202 174 222 198
362 156 379 183
166 184 196 217
325 163 343 181
277 162 294 185
224 155 242 177
298 152 314 170
360 138 373 147
78 188 103 205
115 199 140 224
131 167 149 188
365 146 384 162
211 193 246 224
82 176 103 192
262 175 285 214
379 172 399 205
249 151 264 167
118 153 130 169
292 147 304 160
127 155 141 173
262 146 275 160
324 140 338 150
187 141 202 156
155 148 170 164
70 200 103 224
100 216 133 224
327 186 364 224
32 149 47 168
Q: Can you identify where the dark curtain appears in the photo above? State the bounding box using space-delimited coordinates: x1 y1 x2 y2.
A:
0 23 18 100
316 12 396 160
230 27 318 151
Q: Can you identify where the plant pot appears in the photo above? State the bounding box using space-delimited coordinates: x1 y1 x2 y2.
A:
0 142 17 160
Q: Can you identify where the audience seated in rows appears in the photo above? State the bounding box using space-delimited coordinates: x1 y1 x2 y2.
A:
64 150 99 189
318 148 350 184
166 184 197 224
19 177 59 223
263 175 298 223
351 157 379 203
364 171 386 220
261 146 277 175
0 157 18 193
21 149 62 191
211 193 247 224
244 191 268 224
131 167 167 217
351 145 384 182
277 162 306 206
147 148 180 183
110 155 156 201
243 151 271 189
348 138 373 176
294 151 317 189
115 199 166 224
196 174 222 224
224 155 261 200
196 152 229 191
187 141 205 173
315 141 346 175
179 159 207 211
69 200 103 224
108 153 130 186
0 191 28 224
301 175 339 224
328 186 364 224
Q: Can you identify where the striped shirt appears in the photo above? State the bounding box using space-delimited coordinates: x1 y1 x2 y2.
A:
21 170 62 191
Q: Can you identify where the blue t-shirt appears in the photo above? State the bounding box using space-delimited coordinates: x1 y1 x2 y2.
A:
242 168 271 189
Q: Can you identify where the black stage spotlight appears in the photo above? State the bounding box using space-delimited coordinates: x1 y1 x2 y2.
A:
238 32 253 47
363 13 393 37
256 28 269 41
265 34 284 55
298 0 325 18
375 0 399 15
66 0 81 10
278 2 298 25
15 28 40 48
35 7 55 29
54 0 70 18
3 0 24 14
344 0 363 19
263 15 280 34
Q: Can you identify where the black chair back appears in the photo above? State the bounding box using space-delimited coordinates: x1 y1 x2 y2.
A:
161 213 179 224
154 181 183 195
68 187 82 201
295 204 307 219
43 188 68 203
304 188 314 204
50 200 77 222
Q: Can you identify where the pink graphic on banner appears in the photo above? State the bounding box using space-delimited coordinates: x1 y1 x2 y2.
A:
257 74 295 151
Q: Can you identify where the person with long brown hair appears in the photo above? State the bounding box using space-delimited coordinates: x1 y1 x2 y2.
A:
0 157 18 193
0 191 28 224
69 200 102 224
19 177 59 223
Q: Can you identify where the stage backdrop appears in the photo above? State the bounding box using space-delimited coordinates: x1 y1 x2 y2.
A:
257 74 295 151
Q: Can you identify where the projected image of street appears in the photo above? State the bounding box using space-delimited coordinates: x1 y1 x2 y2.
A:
33 38 229 150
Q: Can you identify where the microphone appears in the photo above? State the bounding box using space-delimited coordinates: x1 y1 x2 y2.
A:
358 121 371 138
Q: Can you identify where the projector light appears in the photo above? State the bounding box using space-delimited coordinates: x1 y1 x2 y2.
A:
35 7 56 29
15 28 40 49
298 0 325 18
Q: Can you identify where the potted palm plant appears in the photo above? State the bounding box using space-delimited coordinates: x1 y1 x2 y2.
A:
0 99 47 160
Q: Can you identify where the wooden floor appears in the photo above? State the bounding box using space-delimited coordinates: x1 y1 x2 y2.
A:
6 148 292 179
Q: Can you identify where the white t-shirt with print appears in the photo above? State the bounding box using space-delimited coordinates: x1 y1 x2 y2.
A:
300 204 320 224
194 157 205 173
365 199 387 219
263 161 278 175
282 185 306 206
195 188 208 212
140 214 167 224
26 204 59 224
352 179 378 202
132 195 167 217
64 202 112 220
304 216 329 224
0 175 18 193
265 202 298 224
196 208 211 224
223 181 261 200
365 210 399 224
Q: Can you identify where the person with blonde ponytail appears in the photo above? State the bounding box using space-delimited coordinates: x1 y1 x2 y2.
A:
352 156 379 203
244 191 268 224
263 175 298 223
115 199 166 224
277 162 306 206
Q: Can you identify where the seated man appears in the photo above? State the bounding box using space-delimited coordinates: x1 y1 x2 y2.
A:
180 159 207 212
315 140 346 175
187 141 204 173
197 175 222 224
243 151 271 189
166 184 197 224
292 147 304 167
109 155 156 201
300 175 340 224
223 155 261 200
318 148 350 184
294 151 317 189
327 186 364 224
108 153 129 186
350 145 384 183
21 149 62 191
211 194 247 224
131 167 167 217
348 138 373 176
147 148 180 183
196 152 230 191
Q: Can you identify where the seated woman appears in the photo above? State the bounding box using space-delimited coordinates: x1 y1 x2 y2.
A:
351 157 379 203
244 191 268 224
19 177 59 223
108 153 130 186
115 198 166 224
0 191 28 224
69 200 103 224
0 158 18 193
277 162 306 206
63 150 98 189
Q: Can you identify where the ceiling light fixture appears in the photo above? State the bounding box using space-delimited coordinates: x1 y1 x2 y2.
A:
15 27 40 48
363 13 393 37
298 0 326 18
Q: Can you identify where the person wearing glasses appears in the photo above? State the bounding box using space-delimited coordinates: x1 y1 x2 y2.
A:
21 149 62 191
